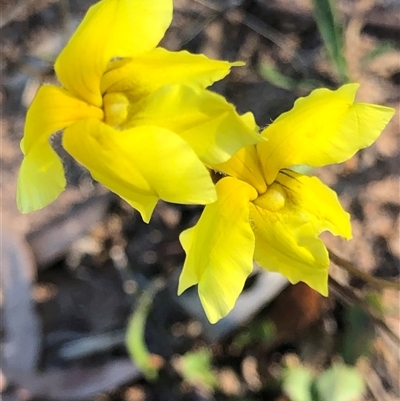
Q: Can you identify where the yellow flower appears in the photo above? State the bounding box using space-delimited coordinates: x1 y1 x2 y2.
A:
178 83 395 323
17 0 261 221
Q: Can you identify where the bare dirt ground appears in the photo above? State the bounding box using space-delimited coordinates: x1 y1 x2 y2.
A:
1 0 399 400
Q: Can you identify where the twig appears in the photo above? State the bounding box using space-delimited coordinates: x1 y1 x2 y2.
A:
0 0 36 28
180 12 219 48
358 358 395 401
0 0 57 29
194 0 309 76
328 249 400 291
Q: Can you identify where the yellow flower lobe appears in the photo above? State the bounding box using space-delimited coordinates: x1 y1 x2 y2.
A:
103 92 130 128
253 182 285 212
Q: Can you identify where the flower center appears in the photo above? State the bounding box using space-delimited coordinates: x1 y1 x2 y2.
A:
253 182 285 212
103 92 129 128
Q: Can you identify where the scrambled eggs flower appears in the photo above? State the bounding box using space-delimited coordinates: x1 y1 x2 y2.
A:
17 0 260 221
178 83 395 323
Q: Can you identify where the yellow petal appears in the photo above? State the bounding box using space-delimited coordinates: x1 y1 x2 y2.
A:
250 171 351 295
258 83 396 184
250 205 329 296
22 85 103 154
55 0 173 107
274 170 352 238
179 177 257 323
101 47 243 96
132 84 262 166
240 111 258 131
213 145 267 195
17 141 66 213
63 119 216 222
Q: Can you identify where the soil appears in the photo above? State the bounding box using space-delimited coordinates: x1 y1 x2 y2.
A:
1 0 399 400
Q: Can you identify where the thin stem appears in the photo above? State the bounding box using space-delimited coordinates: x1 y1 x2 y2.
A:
328 277 400 346
328 249 400 291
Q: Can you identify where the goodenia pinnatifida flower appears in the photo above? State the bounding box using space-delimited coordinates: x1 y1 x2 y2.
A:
178 83 395 324
17 0 261 221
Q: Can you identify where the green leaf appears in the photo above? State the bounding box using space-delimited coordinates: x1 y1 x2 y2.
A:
365 292 384 316
259 64 298 91
282 366 315 401
312 0 348 83
233 319 277 349
342 304 375 365
315 364 365 401
259 63 324 92
179 349 218 390
125 280 164 380
362 41 397 64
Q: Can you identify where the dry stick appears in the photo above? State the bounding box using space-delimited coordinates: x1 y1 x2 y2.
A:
328 249 400 291
193 0 308 76
0 0 37 28
237 13 308 76
179 12 219 48
328 276 400 346
58 0 71 42
358 358 395 401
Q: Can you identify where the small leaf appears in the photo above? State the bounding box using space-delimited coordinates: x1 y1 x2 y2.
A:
365 292 384 316
362 41 398 64
342 304 375 365
312 0 348 83
282 366 314 401
125 280 165 380
315 364 365 401
233 319 277 349
259 64 298 91
179 349 218 390
259 63 324 92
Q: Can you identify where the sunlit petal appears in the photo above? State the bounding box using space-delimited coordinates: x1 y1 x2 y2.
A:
101 47 243 96
17 141 66 213
63 119 216 222
250 201 329 296
250 171 351 295
55 0 173 106
132 85 262 166
213 145 267 194
22 85 103 154
274 170 352 239
258 83 395 184
179 177 257 323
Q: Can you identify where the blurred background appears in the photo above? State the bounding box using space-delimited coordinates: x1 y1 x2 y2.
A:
1 0 399 400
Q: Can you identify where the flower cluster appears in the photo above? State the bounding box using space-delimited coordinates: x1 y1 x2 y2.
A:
18 0 395 323
178 84 394 322
18 0 260 221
